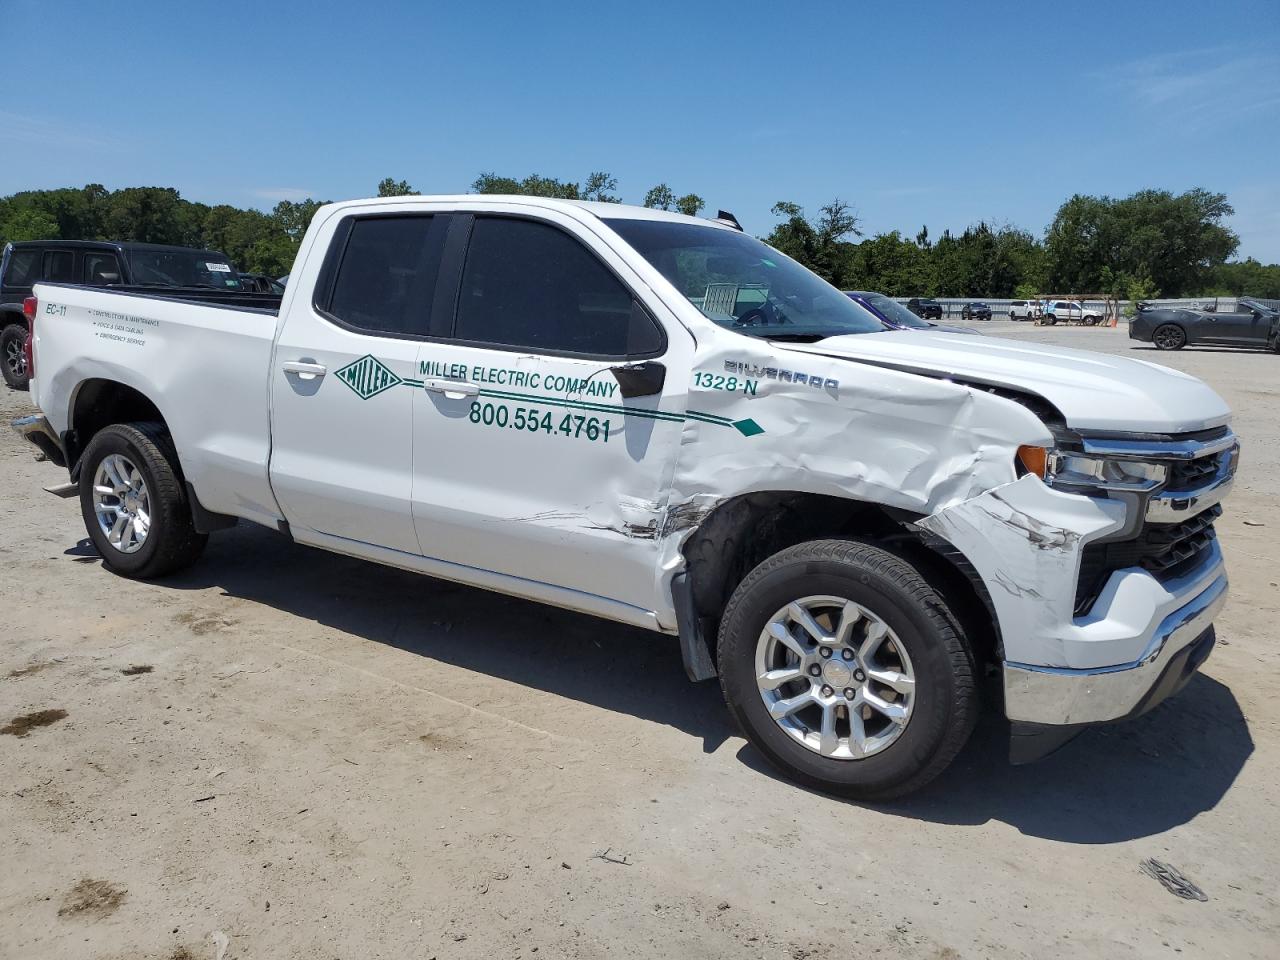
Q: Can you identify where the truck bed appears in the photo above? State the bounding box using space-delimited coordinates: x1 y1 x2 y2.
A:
40 281 283 314
30 280 283 528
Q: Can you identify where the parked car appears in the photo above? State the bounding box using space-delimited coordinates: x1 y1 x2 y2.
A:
906 297 943 320
13 194 1236 799
1 240 250 390
960 302 992 321
844 291 978 335
1129 298 1280 351
1041 300 1102 326
238 272 287 295
1008 299 1041 322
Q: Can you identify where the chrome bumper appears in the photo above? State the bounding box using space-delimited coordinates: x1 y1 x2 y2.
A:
10 414 66 467
1003 568 1227 725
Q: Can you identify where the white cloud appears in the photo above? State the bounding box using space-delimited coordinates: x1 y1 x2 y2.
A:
1098 48 1280 127
0 110 121 150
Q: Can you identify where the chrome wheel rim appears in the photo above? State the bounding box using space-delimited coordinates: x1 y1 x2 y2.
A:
755 595 916 760
92 454 151 554
3 338 24 379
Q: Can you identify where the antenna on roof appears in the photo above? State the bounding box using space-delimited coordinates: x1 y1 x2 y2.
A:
713 210 743 231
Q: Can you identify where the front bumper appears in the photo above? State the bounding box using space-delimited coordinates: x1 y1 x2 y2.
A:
918 436 1233 734
11 414 66 467
1003 557 1226 725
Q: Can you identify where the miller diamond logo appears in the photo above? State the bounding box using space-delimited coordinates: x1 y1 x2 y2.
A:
335 354 402 400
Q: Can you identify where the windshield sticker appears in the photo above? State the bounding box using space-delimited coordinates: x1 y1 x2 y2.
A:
206 262 232 272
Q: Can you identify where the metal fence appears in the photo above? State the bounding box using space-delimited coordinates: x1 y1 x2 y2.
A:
890 297 1242 321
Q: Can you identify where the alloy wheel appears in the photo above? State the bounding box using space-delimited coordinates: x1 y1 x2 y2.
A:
755 595 916 759
3 337 25 380
92 454 152 554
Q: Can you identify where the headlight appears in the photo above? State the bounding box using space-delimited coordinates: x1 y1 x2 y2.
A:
1047 452 1166 491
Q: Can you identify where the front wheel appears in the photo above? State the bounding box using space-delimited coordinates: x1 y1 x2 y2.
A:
718 540 977 800
1 323 29 390
79 422 208 578
1153 323 1186 350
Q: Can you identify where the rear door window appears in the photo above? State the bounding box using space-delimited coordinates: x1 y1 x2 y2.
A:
83 252 123 285
42 250 75 283
321 215 444 337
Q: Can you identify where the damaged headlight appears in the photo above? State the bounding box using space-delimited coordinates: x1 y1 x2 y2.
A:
1017 446 1166 492
1046 453 1167 492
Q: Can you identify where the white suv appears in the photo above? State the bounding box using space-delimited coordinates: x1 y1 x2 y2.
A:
1042 300 1102 326
1008 299 1041 321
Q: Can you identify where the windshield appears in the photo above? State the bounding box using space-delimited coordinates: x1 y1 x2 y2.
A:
128 249 242 289
604 219 884 339
862 292 928 328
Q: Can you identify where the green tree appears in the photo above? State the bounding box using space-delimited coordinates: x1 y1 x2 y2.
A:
581 171 619 203
1 207 59 242
676 193 705 216
848 231 930 295
643 184 676 210
1046 188 1238 296
471 171 580 199
377 178 418 197
764 199 861 285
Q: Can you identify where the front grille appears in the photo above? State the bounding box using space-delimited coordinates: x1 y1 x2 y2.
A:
1167 454 1223 492
1075 505 1221 615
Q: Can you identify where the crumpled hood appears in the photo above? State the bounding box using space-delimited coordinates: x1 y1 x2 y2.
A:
782 330 1231 434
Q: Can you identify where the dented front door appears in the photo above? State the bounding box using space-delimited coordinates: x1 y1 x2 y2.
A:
409 211 694 611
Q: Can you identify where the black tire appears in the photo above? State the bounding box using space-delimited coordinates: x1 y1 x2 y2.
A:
1044 315 1057 326
1 322 29 390
717 539 977 800
78 422 208 578
1153 323 1186 351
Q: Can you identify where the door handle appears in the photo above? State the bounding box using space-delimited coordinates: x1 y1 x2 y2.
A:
282 360 327 379
422 378 479 398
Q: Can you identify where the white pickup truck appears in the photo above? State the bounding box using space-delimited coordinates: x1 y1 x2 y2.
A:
13 195 1236 799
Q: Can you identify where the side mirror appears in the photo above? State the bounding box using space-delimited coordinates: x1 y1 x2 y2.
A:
611 361 666 399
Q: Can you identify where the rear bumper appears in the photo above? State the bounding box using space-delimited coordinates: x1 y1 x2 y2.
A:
10 413 66 467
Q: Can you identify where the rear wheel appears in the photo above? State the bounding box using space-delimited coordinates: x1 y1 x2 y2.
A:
1 323 28 390
1153 323 1186 350
79 423 208 578
718 540 977 800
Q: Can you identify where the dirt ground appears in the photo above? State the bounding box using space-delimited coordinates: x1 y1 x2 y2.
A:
2 320 1276 960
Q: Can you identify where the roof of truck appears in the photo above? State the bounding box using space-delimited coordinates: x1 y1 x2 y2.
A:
320 194 740 230
5 239 233 255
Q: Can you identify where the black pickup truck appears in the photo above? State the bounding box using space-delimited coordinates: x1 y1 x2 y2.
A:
1 240 275 389
906 297 943 320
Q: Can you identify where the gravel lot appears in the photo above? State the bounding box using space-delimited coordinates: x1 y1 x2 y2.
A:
1 320 1276 960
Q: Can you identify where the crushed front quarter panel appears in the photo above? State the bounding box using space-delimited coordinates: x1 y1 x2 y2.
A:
655 334 1055 624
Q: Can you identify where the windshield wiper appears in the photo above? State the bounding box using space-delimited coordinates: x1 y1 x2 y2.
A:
764 333 833 343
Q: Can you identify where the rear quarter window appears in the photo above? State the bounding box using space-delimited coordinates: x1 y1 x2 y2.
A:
3 249 40 286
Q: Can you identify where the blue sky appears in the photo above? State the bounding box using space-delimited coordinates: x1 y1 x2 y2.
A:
3 0 1278 260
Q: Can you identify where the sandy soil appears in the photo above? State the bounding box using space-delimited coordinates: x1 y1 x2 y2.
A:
1 321 1276 960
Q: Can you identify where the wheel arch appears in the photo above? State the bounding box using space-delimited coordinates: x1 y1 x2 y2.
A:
65 378 170 481
675 490 1002 681
0 306 29 330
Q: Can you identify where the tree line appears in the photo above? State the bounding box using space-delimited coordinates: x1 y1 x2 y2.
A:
1 175 1276 299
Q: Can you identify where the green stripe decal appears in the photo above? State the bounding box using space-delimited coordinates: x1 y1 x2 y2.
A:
393 379 762 435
